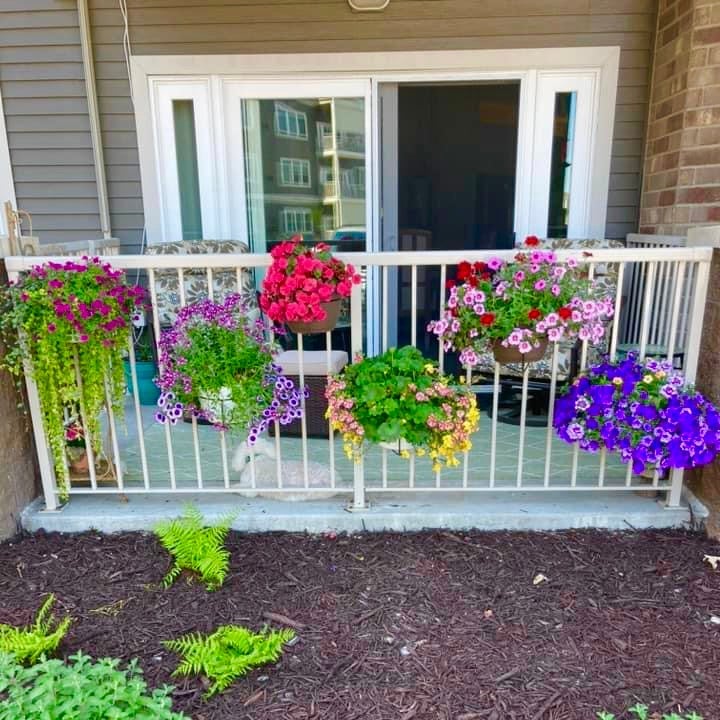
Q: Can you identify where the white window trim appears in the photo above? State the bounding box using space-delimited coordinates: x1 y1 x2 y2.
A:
274 101 308 140
131 48 619 244
0 86 16 239
279 157 312 188
280 206 313 234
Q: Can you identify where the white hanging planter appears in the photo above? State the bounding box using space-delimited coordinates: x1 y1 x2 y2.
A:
378 437 414 454
198 386 236 423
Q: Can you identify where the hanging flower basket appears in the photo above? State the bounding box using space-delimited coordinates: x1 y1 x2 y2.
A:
260 237 360 333
285 298 343 334
492 337 548 364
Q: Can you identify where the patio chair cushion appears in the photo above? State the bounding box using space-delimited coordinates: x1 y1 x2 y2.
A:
275 350 348 376
144 239 258 326
470 238 625 382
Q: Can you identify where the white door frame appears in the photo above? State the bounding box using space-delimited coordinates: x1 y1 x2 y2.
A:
131 47 619 246
0 85 16 239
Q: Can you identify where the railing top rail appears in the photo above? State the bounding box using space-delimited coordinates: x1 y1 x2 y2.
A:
4 245 714 273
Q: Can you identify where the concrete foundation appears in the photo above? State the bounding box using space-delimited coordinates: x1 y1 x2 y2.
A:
21 490 696 535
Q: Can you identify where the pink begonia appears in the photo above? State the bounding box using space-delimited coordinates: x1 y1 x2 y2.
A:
534 279 546 291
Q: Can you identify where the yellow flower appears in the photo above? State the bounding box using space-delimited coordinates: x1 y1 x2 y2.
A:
612 377 623 386
643 374 654 384
400 450 410 459
655 370 666 379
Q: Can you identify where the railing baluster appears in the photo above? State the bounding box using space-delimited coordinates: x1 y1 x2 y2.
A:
297 332 309 489
103 376 124 491
73 349 97 491
411 264 418 348
149 268 176 490
516 366 530 488
489 362 500 489
463 364 472 488
638 261 657 360
220 431 230 489
609 263 625 360
543 342 560 488
438 264 446 373
326 330 336 489
127 337 150 490
666 261 686 365
382 265 389 353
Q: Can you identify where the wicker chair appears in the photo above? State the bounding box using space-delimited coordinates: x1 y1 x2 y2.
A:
144 239 259 327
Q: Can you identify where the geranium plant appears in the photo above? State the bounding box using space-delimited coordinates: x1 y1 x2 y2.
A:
0 257 145 498
553 355 720 475
260 236 361 328
154 294 305 443
427 236 614 365
326 345 479 470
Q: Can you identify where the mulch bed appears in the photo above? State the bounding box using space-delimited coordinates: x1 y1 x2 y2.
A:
1 528 720 719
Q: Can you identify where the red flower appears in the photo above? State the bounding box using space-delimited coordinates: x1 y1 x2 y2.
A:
445 279 456 289
528 308 542 321
558 306 572 320
473 261 487 272
525 235 540 247
456 261 473 282
479 312 496 326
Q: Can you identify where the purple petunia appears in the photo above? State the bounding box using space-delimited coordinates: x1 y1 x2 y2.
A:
554 354 720 475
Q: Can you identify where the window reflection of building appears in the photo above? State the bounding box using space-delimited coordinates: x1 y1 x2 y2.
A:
243 98 365 252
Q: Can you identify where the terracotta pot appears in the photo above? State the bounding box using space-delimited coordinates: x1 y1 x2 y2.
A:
492 338 548 364
69 451 89 475
286 299 342 335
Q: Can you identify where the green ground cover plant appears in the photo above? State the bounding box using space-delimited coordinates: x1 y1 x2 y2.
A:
0 594 70 664
0 651 188 720
155 504 234 590
597 703 703 719
163 624 295 696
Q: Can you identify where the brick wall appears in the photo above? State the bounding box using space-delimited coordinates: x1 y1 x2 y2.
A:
0 261 39 540
640 0 720 235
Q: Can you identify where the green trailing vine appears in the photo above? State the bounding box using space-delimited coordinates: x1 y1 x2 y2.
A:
0 651 188 720
0 594 71 664
0 258 145 499
163 625 295 697
155 504 235 590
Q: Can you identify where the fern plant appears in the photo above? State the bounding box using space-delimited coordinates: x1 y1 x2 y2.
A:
163 625 295 696
155 504 235 591
0 594 71 664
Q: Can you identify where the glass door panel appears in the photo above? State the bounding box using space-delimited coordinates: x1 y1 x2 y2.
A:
222 80 371 352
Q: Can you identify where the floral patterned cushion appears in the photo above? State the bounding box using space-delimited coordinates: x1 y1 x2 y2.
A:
144 240 258 327
471 238 624 382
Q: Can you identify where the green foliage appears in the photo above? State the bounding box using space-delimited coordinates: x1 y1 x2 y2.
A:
0 259 144 499
0 651 188 720
597 703 703 720
163 625 295 696
327 345 479 469
0 594 71 664
155 504 234 590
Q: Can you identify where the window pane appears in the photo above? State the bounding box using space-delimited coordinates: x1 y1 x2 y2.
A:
243 97 366 253
547 91 576 239
172 99 203 240
242 97 366 350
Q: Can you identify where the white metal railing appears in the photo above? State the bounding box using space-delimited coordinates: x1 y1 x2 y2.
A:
622 233 690 363
5 246 713 512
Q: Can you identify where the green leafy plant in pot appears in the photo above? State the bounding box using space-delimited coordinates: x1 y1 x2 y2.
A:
0 258 145 499
154 294 306 444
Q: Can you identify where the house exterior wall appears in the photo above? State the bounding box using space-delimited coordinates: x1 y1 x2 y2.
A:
639 0 720 235
80 0 657 250
0 1 658 249
0 0 103 245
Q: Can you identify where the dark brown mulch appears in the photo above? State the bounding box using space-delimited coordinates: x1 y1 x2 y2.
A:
1 528 720 720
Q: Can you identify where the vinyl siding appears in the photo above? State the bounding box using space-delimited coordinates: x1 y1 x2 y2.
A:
0 1 655 248
87 0 655 244
0 0 102 245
